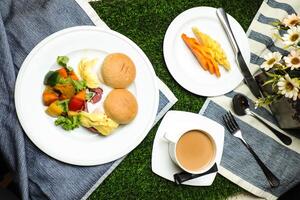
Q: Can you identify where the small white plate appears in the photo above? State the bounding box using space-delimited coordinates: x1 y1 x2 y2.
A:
151 111 224 186
163 7 250 96
15 26 159 166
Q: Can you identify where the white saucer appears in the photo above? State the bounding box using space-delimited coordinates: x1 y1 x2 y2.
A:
151 111 224 186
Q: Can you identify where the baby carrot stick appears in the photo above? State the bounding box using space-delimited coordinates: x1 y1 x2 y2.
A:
206 60 215 75
208 59 220 77
182 34 208 71
193 49 209 71
197 48 220 77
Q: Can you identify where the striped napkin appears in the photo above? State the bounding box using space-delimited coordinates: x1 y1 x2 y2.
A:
200 0 300 199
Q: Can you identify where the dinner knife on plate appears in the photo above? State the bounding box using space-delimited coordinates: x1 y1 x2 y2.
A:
216 8 262 98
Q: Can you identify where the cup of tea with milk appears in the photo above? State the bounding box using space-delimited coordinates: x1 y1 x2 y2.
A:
164 129 217 174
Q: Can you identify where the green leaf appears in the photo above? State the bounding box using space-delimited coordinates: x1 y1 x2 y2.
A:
57 56 69 67
57 77 72 84
262 78 275 86
278 26 289 31
270 20 281 26
66 65 73 71
265 71 276 77
272 81 278 91
72 79 87 92
57 56 73 72
265 71 281 78
283 44 293 49
256 95 274 107
58 99 70 113
272 33 283 41
54 115 80 131
256 93 284 108
86 92 94 101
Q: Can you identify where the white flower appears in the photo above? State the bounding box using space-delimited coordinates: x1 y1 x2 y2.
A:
282 14 300 27
277 74 299 101
282 26 300 46
261 52 282 71
284 49 300 70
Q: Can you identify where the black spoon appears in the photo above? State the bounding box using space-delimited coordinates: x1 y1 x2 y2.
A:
173 163 218 185
232 94 292 145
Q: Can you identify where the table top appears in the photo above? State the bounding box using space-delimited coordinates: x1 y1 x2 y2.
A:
88 0 263 199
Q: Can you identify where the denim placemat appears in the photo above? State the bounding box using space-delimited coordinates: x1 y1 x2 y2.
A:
0 0 177 199
200 0 300 199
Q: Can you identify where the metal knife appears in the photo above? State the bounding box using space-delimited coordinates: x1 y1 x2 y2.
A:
216 8 262 98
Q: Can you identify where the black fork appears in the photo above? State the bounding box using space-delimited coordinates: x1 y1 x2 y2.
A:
222 111 280 188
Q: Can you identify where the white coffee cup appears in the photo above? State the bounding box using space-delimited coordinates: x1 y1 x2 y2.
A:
164 128 217 174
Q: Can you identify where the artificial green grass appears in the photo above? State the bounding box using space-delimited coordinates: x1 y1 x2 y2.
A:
88 0 263 199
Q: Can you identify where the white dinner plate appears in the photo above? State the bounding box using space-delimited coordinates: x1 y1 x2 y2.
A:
15 26 159 166
163 7 250 96
151 111 224 186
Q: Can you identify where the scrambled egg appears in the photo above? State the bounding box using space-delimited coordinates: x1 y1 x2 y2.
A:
79 111 119 136
78 58 100 88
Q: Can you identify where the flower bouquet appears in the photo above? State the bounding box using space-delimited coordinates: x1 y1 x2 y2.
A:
256 14 300 130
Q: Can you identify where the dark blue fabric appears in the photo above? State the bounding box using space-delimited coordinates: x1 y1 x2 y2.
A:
257 13 278 25
266 0 296 15
0 1 171 199
248 30 289 56
250 52 265 66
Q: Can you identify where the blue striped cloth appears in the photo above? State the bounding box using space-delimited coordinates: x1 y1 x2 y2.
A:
0 0 176 199
200 0 300 199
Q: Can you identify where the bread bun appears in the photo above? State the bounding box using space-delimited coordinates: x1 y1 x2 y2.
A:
104 89 138 124
101 53 136 88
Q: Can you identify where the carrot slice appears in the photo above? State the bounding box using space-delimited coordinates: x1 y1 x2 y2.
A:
192 49 209 71
182 33 221 78
57 68 68 78
197 48 220 77
69 71 79 80
182 34 208 71
43 91 58 106
214 64 221 77
210 57 220 77
75 90 86 101
207 60 215 75
207 59 220 77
